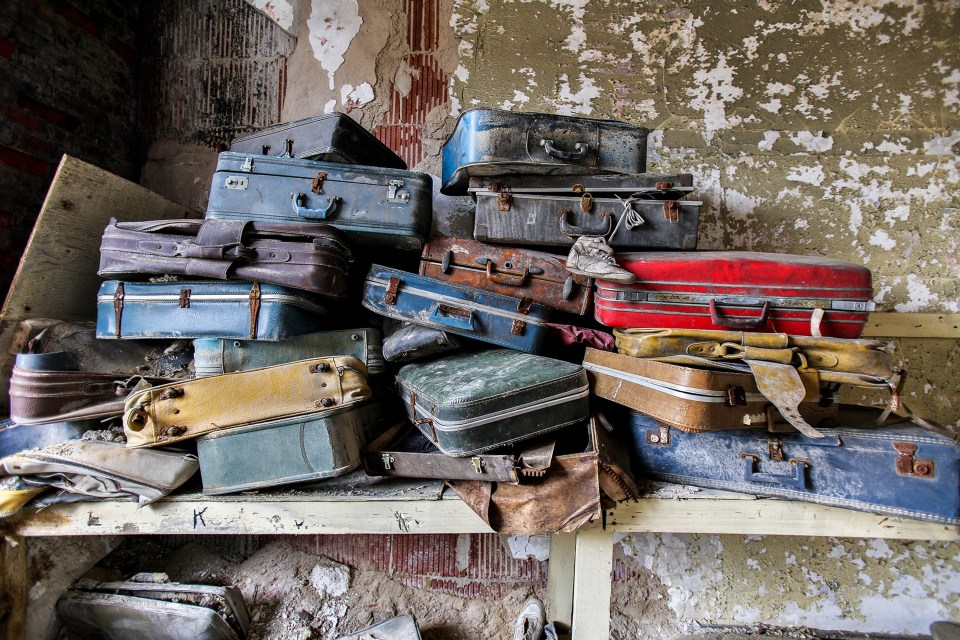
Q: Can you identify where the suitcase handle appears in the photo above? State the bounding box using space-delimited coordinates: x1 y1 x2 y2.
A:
292 192 341 220
540 138 589 161
709 299 770 329
429 303 476 331
485 261 529 287
559 209 613 238
740 453 809 490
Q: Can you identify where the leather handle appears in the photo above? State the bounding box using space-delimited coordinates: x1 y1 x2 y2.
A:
559 209 613 238
291 192 341 220
485 261 528 287
540 138 588 161
739 454 809 490
710 299 770 330
429 303 476 332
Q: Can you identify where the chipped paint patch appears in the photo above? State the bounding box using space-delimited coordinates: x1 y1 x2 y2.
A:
307 0 363 90
340 82 374 110
245 0 298 33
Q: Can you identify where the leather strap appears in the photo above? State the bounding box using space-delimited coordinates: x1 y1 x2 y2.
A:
745 360 824 438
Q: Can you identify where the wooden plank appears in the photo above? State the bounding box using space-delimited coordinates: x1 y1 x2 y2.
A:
0 536 27 640
606 498 959 540
546 532 576 630
0 497 493 537
570 530 613 640
0 155 198 415
862 312 960 338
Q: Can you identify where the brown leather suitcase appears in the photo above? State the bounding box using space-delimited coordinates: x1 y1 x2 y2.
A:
419 234 592 315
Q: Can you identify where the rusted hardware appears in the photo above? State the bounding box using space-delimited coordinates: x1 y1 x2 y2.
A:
519 467 548 478
655 181 673 190
438 303 471 318
260 144 270 155
384 276 401 304
164 425 185 438
381 453 395 470
161 387 184 400
572 184 585 193
646 424 671 446
311 171 327 194
320 397 335 408
282 139 294 156
309 362 331 373
471 457 486 474
580 193 593 212
516 297 533 314
248 282 262 339
893 442 935 477
768 436 784 461
408 391 437 440
725 385 747 407
512 319 527 335
128 412 146 429
178 289 191 309
663 200 680 223
497 191 511 211
113 282 125 338
599 210 612 218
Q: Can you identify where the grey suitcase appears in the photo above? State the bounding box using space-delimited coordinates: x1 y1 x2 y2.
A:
205 152 432 251
229 112 407 169
467 172 694 198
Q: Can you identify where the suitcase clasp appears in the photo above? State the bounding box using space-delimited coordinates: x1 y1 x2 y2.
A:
497 190 511 211
384 276 401 304
387 180 410 203
240 157 254 173
311 171 327 194
893 442 935 478
663 200 680 223
381 453 394 470
178 289 191 308
471 457 486 474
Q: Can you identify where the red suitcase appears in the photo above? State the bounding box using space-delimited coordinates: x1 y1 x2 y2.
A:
594 252 874 338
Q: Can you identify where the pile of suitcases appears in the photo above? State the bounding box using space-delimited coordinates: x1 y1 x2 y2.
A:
1 108 957 531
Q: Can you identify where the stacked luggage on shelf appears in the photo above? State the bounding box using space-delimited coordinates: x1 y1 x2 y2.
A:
1 108 957 533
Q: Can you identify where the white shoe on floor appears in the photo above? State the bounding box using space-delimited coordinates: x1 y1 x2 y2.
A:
565 235 636 283
512 597 545 640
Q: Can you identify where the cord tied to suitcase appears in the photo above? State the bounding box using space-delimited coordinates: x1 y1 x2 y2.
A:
608 194 648 240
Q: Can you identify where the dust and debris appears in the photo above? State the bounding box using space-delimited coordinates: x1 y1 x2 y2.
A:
80 424 126 444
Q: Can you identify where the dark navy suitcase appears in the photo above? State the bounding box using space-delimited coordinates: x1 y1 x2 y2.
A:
229 112 407 169
361 264 553 353
205 152 432 251
97 280 328 340
623 408 960 525
440 109 650 195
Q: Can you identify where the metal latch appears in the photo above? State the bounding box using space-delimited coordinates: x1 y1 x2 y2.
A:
768 436 784 461
113 282 125 338
240 157 254 172
224 176 248 190
831 300 875 312
511 319 526 336
663 200 680 223
471 457 485 474
655 181 673 190
646 424 671 446
311 172 327 194
384 276 401 305
382 453 395 470
497 190 511 211
615 291 648 302
725 385 747 407
387 180 410 203
893 442 935 478
178 289 191 308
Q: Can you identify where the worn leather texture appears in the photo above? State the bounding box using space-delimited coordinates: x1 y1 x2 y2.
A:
96 280 329 341
336 615 422 640
99 218 352 297
193 328 385 378
440 108 649 195
123 356 371 447
473 190 700 249
0 440 198 507
196 400 381 494
595 251 873 338
419 234 592 315
447 419 602 534
395 349 589 456
584 348 837 433
229 112 407 169
362 264 554 354
206 152 432 251
624 408 960 525
381 321 460 363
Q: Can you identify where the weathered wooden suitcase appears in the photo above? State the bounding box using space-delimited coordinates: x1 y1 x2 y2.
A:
473 186 700 249
623 408 960 525
98 218 353 298
440 109 650 195
229 111 407 169
196 400 384 495
123 356 372 448
466 172 694 198
583 348 837 433
205 152 432 251
362 265 554 353
395 349 589 456
96 280 329 340
57 577 249 640
595 252 875 337
419 234 592 315
193 328 385 378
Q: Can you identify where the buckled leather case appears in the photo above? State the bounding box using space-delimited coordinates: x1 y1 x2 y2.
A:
229 111 407 169
205 152 431 251
362 265 554 354
595 252 874 337
419 234 592 315
623 407 960 525
395 349 589 456
196 400 384 495
99 219 353 298
57 578 249 640
193 328 385 378
123 356 371 448
96 280 330 341
440 109 649 195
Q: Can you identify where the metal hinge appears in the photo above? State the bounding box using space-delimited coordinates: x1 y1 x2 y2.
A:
893 442 935 478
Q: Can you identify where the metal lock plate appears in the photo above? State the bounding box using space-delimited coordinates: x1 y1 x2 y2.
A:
224 176 248 190
382 453 395 470
387 180 410 203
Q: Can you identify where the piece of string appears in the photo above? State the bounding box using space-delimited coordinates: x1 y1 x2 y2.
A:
608 194 647 239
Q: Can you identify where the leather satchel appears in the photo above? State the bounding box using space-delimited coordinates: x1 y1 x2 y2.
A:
98 218 353 297
123 356 372 447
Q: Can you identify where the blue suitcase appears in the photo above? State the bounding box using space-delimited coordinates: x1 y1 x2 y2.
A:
361 264 553 353
440 109 650 195
622 408 960 525
205 152 432 251
97 280 328 341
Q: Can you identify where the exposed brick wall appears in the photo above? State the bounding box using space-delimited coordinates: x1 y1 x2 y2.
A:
0 0 141 300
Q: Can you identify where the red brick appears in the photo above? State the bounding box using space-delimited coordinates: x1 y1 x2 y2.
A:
16 94 81 131
0 146 53 177
107 35 138 66
0 36 13 60
60 3 103 39
0 106 44 132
